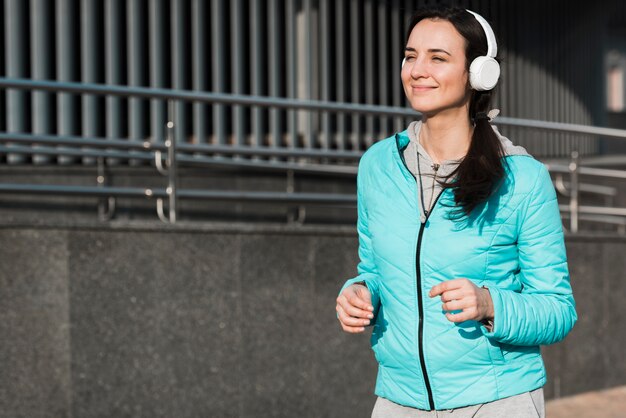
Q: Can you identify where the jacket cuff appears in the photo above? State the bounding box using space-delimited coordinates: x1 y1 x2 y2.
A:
479 285 504 339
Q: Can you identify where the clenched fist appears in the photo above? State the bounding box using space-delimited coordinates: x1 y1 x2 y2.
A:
336 283 374 333
429 278 494 324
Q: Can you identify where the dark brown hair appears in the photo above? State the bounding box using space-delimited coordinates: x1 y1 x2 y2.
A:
406 7 505 217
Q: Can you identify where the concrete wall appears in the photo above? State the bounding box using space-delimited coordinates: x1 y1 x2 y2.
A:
0 222 624 418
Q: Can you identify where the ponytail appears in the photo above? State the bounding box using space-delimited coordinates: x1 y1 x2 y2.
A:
441 90 505 218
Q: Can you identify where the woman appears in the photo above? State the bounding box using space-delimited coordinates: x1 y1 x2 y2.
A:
335 7 577 418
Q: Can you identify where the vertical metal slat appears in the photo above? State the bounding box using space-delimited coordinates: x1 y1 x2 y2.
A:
149 0 166 144
269 0 283 149
128 0 146 162
378 0 390 139
57 0 77 165
251 0 265 149
546 1 556 157
81 0 98 165
350 0 361 150
392 0 404 133
210 0 226 145
286 0 297 149
31 0 52 164
172 0 187 145
6 0 27 164
320 0 331 150
230 0 244 147
536 7 547 157
304 0 314 149
364 0 374 146
193 0 209 145
565 5 574 157
404 0 414 134
555 1 564 156
335 0 346 150
105 0 123 164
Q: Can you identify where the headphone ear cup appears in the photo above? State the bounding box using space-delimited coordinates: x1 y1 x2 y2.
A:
469 56 500 91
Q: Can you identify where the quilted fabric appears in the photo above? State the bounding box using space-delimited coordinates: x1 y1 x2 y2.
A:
341 130 577 410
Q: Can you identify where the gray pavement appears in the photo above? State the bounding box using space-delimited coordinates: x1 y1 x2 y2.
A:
546 386 626 418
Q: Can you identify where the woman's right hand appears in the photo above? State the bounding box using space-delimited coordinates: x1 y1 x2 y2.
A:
336 283 375 333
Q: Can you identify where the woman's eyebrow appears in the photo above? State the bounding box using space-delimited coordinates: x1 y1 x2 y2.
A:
428 48 451 56
404 47 451 56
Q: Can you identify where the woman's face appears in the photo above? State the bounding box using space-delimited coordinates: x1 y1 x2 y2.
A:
402 18 472 117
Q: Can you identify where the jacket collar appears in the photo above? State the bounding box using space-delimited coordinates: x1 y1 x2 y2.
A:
395 129 411 152
393 130 416 182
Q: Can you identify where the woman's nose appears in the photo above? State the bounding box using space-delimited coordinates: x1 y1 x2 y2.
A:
405 58 427 79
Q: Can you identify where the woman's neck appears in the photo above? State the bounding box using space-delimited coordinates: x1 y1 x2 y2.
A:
419 111 473 164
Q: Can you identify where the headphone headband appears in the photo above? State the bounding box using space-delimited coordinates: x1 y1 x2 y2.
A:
465 9 500 91
466 9 497 58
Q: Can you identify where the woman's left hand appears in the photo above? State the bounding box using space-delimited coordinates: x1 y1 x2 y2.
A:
429 279 494 323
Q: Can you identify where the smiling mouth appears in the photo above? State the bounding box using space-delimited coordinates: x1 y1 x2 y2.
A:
412 86 437 90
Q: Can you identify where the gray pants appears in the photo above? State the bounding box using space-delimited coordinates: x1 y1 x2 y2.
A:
372 388 544 418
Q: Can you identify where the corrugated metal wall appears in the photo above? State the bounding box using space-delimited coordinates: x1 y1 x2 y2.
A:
603 0 626 155
0 0 618 166
493 0 604 158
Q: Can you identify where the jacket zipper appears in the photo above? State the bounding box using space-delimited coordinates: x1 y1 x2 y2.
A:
415 196 441 411
395 134 442 411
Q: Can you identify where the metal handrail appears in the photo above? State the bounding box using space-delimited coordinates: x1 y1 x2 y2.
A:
0 144 154 161
546 163 626 180
2 152 626 229
554 178 617 198
560 212 626 235
0 78 416 118
0 184 356 205
0 132 364 160
0 144 358 177
559 204 626 217
2 77 626 140
547 154 626 167
1 77 626 231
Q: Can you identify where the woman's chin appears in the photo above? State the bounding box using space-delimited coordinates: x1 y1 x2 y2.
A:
408 100 440 115
411 107 437 117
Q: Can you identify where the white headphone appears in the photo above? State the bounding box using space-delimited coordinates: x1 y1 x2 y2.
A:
401 9 500 91
466 9 500 91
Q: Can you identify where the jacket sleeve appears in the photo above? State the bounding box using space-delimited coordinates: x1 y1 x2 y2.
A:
339 162 381 317
481 164 577 346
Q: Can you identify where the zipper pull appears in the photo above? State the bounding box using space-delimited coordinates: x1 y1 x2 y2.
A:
432 163 440 171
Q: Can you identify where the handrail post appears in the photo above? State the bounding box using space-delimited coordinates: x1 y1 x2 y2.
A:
96 156 115 221
97 156 106 219
286 169 305 224
286 169 295 223
166 99 178 223
569 151 579 233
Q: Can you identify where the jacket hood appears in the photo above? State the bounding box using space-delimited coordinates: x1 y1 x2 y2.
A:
402 120 532 223
405 120 530 162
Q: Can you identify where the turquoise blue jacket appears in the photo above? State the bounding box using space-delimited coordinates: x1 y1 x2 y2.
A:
341 130 577 410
